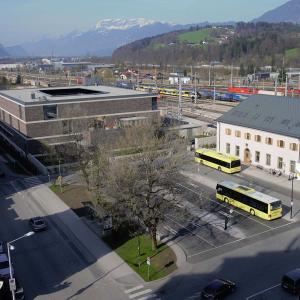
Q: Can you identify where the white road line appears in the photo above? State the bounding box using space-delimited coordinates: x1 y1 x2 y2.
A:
125 286 144 294
176 182 273 229
128 289 152 299
136 294 157 300
189 221 202 228
10 182 21 195
163 214 216 248
164 226 177 235
245 283 281 299
187 222 294 258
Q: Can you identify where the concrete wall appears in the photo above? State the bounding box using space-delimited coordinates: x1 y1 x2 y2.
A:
195 136 217 149
217 122 300 173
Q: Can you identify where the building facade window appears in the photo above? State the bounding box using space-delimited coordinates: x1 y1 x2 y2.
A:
225 128 231 135
255 135 261 142
19 105 22 119
278 157 283 169
277 140 285 148
290 143 298 151
266 154 271 166
245 133 251 140
9 114 12 126
235 130 241 138
2 111 5 122
235 145 240 156
291 160 296 173
17 120 20 131
43 105 57 120
255 151 260 162
226 143 230 154
62 120 73 134
266 137 273 145
0 109 2 120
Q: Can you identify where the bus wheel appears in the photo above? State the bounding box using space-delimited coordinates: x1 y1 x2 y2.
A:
250 209 255 216
218 167 221 171
200 160 203 165
224 197 229 203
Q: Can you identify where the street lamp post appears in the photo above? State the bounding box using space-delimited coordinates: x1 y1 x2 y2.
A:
7 232 34 300
288 173 297 219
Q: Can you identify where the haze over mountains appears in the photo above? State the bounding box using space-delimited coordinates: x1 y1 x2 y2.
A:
0 43 28 57
19 19 235 57
252 0 300 23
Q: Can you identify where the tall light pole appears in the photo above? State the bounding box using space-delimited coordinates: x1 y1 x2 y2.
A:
7 232 34 300
288 173 297 219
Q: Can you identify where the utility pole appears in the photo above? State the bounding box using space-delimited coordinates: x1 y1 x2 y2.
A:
285 75 288 97
282 56 285 84
209 67 211 86
230 65 233 87
275 77 278 96
178 82 182 120
191 65 193 89
155 68 157 88
195 71 197 105
213 77 216 102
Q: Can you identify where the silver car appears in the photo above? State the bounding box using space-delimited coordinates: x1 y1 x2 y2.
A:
29 217 47 231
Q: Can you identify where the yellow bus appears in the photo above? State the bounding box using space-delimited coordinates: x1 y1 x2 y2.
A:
216 181 282 220
195 149 241 173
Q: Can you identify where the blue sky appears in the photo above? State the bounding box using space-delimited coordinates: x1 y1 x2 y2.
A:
0 0 288 46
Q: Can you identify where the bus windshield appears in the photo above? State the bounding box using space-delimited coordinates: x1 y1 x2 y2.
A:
231 160 241 168
270 201 281 211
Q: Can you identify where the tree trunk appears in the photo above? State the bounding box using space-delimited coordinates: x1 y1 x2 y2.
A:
151 230 157 250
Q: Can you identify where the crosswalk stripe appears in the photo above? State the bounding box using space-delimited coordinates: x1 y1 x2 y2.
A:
125 286 144 294
136 293 157 300
128 289 152 299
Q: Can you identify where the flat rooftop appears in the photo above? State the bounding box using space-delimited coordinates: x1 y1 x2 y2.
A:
0 85 157 105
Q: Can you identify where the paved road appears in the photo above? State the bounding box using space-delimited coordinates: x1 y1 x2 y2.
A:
0 178 126 300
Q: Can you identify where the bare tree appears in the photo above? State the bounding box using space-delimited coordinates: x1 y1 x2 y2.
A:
101 117 188 250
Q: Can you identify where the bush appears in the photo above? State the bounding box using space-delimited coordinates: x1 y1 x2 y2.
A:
50 179 56 186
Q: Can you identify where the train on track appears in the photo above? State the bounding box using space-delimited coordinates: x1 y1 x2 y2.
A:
105 81 299 102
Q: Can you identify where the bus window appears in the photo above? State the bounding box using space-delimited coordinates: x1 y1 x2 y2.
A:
231 160 241 168
271 201 281 211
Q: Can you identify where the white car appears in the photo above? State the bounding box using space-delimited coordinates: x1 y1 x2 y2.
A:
0 254 14 277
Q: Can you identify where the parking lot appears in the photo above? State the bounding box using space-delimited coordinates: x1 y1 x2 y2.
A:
157 174 295 264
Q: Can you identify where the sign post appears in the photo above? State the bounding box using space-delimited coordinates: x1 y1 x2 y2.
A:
147 257 150 279
9 278 16 292
229 206 233 224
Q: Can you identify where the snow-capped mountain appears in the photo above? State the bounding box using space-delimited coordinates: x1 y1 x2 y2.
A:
20 18 234 56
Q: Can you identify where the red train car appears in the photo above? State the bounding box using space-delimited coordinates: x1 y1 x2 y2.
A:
77 78 82 83
228 87 259 94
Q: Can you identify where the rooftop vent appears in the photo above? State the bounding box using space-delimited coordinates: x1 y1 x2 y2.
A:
31 92 35 100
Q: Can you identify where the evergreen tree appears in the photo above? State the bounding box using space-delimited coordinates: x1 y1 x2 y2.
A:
1 76 7 85
255 66 261 73
278 68 287 82
16 74 22 85
238 63 245 76
246 63 254 74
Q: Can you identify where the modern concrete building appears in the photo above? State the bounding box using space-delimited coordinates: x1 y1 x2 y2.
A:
216 95 300 174
0 85 159 155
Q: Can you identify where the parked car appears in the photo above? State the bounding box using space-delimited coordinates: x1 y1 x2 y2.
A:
201 279 235 299
0 169 4 177
0 241 3 254
207 124 217 129
281 269 300 294
29 217 46 232
188 138 195 149
0 254 14 277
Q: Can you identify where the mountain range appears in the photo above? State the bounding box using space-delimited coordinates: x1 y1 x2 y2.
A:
20 19 235 57
252 0 300 23
0 43 28 57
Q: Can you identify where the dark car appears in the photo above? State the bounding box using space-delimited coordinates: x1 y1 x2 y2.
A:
29 217 46 232
0 169 4 178
281 269 300 294
201 279 235 299
207 124 217 129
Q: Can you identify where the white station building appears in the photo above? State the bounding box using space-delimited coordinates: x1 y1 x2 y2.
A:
216 94 300 176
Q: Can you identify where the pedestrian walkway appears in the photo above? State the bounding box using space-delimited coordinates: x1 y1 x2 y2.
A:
23 176 43 188
124 285 161 300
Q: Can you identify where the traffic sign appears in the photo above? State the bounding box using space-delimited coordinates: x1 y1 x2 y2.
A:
229 206 233 214
58 176 61 180
147 257 150 262
9 278 16 291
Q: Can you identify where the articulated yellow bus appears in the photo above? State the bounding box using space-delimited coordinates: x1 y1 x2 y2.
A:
195 149 241 173
216 181 282 220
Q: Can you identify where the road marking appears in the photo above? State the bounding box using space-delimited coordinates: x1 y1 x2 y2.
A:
24 177 43 188
10 182 21 195
163 214 216 247
245 283 281 299
128 289 152 299
188 182 198 188
219 211 232 218
233 173 244 178
125 286 144 294
176 182 273 229
187 222 294 258
136 294 157 300
189 221 202 228
164 225 177 235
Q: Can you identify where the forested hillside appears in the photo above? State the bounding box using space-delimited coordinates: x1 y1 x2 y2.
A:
112 22 300 68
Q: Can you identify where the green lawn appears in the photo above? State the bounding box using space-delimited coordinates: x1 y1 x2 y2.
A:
179 28 221 44
104 229 177 281
153 43 165 51
286 48 298 56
